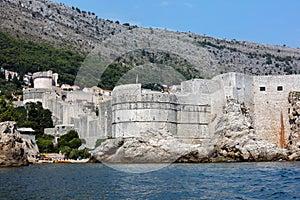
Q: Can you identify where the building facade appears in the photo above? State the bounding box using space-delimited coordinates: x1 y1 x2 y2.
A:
23 71 300 148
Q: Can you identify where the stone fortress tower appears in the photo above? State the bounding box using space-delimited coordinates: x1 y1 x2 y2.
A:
23 71 300 149
23 70 58 104
33 70 58 89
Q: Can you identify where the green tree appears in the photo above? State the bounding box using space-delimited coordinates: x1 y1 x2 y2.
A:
59 130 79 142
0 70 5 79
69 149 79 159
0 96 20 122
68 138 82 149
36 137 54 153
24 102 53 133
60 146 72 157
12 75 21 88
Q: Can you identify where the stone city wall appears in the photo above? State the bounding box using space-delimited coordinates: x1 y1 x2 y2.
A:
112 84 178 138
23 88 51 104
253 75 300 147
177 79 220 143
71 114 102 149
23 71 300 149
98 98 112 138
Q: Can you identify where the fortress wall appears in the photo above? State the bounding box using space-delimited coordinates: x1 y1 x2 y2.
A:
208 89 224 138
72 116 87 144
23 88 50 104
112 102 177 138
176 79 222 143
176 104 210 140
114 122 176 138
253 75 300 147
98 99 112 138
42 91 92 125
112 84 177 138
112 84 142 104
212 73 254 108
181 79 221 94
86 118 101 148
64 91 95 103
210 73 254 140
72 115 102 148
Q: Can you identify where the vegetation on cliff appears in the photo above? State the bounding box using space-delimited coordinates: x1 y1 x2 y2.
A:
0 97 54 151
0 31 85 85
0 74 23 100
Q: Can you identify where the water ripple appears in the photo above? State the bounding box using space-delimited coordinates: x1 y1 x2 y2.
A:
0 162 299 199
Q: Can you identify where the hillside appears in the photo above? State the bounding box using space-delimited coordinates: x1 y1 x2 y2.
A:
1 0 300 88
0 31 84 84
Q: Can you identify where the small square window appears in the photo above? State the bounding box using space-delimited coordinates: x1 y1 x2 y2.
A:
277 86 283 91
260 87 266 91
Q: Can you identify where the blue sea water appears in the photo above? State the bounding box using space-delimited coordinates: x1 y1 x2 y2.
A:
0 162 299 200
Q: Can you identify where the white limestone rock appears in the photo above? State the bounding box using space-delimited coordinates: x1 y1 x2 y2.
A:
0 121 29 167
210 100 288 162
91 129 208 163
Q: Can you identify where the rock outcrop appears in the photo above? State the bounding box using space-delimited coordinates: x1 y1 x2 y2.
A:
91 129 208 163
91 100 291 163
209 100 288 162
287 92 300 160
0 121 30 167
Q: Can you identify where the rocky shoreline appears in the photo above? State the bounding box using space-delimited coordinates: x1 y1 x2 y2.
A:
91 100 300 163
0 121 29 167
2 100 300 166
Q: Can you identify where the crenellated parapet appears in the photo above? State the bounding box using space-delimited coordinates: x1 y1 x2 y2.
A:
33 70 58 89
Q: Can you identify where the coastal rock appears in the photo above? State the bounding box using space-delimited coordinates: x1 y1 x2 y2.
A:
286 91 300 160
91 100 291 163
210 100 287 162
91 129 207 163
0 121 29 167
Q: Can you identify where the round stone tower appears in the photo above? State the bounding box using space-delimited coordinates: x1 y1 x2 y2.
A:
111 84 178 138
33 70 54 89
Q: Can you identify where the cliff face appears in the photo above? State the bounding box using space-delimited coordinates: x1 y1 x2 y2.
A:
0 121 29 167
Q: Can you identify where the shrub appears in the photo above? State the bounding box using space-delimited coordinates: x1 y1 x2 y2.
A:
60 146 72 157
60 130 79 142
69 149 79 159
36 138 54 153
68 138 82 149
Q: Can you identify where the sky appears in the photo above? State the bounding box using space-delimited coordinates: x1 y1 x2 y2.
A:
52 0 300 48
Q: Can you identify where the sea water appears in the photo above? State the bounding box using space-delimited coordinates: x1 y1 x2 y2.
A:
0 162 299 199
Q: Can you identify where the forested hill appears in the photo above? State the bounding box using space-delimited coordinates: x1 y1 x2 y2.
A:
0 31 84 85
1 0 300 88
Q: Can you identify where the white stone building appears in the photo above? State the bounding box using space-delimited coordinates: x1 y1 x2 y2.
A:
23 71 300 149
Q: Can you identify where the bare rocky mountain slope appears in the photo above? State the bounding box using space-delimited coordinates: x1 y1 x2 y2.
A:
1 0 300 79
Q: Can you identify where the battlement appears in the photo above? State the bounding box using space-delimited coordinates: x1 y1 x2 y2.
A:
33 70 53 79
32 70 58 89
